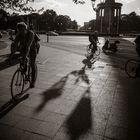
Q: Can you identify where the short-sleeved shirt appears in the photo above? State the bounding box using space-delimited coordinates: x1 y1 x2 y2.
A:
17 30 36 54
89 34 98 43
134 35 140 47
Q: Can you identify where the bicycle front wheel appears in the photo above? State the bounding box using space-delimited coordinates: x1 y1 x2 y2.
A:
11 69 25 100
28 63 38 84
125 59 139 78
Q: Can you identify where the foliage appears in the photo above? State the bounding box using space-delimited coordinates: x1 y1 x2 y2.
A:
73 0 96 4
4 9 78 31
0 0 36 13
120 12 140 33
73 0 85 4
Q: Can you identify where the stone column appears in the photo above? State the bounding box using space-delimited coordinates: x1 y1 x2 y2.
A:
100 9 103 34
116 8 120 34
108 7 111 34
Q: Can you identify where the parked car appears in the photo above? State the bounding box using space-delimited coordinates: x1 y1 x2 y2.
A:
46 31 59 36
0 32 2 38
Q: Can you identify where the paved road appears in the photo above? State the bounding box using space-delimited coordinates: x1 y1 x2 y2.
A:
0 35 140 140
39 35 138 69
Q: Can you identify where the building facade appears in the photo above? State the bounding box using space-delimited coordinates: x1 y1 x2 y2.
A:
96 0 122 35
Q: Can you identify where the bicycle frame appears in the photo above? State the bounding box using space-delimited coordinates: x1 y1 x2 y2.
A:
17 57 31 82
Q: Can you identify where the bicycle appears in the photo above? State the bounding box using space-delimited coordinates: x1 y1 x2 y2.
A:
125 59 140 78
86 43 101 57
85 43 101 65
10 57 37 100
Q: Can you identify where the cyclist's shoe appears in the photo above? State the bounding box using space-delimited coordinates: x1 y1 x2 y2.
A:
30 83 35 88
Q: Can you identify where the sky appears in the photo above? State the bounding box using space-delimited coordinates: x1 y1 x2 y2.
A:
28 0 140 26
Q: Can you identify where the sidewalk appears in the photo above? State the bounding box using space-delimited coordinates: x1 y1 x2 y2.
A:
0 37 140 140
0 34 10 50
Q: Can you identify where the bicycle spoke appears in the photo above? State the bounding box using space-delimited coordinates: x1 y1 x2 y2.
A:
11 70 24 100
125 59 139 78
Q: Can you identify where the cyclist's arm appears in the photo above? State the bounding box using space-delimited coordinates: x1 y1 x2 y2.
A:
96 37 100 44
24 31 34 58
13 33 20 52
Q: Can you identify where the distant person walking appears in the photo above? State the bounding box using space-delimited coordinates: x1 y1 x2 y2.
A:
134 35 140 57
134 35 140 76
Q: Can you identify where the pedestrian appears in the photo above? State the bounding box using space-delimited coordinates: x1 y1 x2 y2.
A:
134 35 140 76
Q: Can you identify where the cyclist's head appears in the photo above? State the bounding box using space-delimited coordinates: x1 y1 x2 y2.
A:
16 22 27 35
94 31 98 36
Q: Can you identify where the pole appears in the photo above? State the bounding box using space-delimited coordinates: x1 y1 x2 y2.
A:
47 33 49 43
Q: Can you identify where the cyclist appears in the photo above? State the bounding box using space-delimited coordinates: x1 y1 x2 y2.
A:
29 24 40 54
134 35 140 77
88 31 99 59
12 22 37 88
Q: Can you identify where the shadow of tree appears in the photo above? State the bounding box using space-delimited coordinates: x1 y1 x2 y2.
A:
35 75 69 113
0 94 29 118
66 87 93 140
70 65 90 85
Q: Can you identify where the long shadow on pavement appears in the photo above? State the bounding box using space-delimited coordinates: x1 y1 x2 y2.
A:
0 94 29 118
70 65 90 85
66 87 92 140
0 53 19 71
103 39 140 139
35 74 69 113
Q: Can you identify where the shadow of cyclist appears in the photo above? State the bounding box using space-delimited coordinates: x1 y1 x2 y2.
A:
70 65 90 85
0 94 29 118
35 75 69 113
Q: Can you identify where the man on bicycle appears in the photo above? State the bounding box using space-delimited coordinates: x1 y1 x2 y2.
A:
134 35 140 77
88 31 99 59
13 22 37 88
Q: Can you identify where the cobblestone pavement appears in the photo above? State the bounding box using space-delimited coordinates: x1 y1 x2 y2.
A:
0 35 140 140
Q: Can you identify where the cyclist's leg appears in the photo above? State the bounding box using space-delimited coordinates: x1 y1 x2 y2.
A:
30 50 37 88
89 43 92 49
91 43 97 54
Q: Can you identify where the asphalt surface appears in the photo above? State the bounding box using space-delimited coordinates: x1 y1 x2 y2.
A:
0 34 140 140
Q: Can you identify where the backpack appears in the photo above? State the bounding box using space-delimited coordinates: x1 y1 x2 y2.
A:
34 33 40 54
34 33 40 42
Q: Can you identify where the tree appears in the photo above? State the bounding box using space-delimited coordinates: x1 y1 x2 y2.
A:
120 12 140 33
73 0 96 4
73 0 85 4
39 9 57 31
70 20 78 29
0 9 8 29
0 0 36 13
55 15 72 31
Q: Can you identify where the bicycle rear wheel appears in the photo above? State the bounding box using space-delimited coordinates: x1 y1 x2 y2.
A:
125 59 139 78
95 46 101 56
11 69 25 100
86 45 92 55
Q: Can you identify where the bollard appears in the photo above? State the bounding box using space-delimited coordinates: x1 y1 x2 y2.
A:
47 33 49 43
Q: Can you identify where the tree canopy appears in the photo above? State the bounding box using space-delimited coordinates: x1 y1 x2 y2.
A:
0 0 36 13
